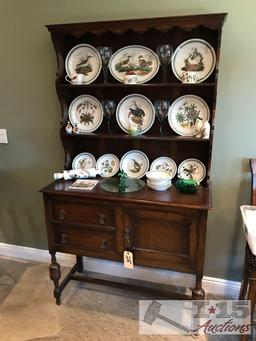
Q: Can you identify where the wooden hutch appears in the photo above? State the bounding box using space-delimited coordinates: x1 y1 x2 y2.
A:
41 13 227 304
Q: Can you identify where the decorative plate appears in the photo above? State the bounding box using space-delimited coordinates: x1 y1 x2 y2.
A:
96 154 120 178
65 44 102 84
168 95 210 136
178 159 206 183
150 157 177 179
116 94 155 135
171 39 216 83
72 152 96 170
109 45 159 84
120 150 149 179
68 95 103 133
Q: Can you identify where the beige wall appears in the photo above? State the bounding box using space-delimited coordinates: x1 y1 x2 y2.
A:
0 0 255 281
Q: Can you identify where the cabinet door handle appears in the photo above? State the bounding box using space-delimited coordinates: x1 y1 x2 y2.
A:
99 213 106 225
124 228 132 250
100 239 108 249
59 209 65 221
61 233 68 244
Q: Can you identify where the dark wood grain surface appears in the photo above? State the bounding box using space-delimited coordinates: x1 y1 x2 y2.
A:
41 178 212 210
46 13 227 34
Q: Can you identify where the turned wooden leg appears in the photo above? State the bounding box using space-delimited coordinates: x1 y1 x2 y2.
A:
192 276 205 300
239 254 249 299
76 255 84 273
49 252 61 305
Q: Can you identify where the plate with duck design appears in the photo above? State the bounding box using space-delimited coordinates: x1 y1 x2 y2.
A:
65 44 102 84
171 39 216 83
109 45 159 84
120 150 149 179
178 158 206 183
116 94 155 135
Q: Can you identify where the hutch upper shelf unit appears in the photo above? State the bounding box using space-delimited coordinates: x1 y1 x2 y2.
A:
41 13 227 304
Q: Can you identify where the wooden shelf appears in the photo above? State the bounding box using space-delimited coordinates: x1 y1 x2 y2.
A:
63 132 211 142
57 82 215 89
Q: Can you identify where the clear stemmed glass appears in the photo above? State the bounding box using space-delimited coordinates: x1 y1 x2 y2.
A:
154 100 170 135
97 46 113 83
101 100 116 133
156 44 173 82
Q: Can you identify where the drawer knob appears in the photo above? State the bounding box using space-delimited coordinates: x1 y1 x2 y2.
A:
61 233 68 244
99 213 106 225
59 210 65 221
100 239 108 249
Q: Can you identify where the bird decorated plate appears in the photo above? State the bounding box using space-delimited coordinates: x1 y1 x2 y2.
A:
65 44 102 84
120 150 149 179
178 158 206 183
171 39 216 83
68 95 103 133
72 152 96 170
150 157 177 179
168 95 210 136
116 94 155 135
109 45 159 84
96 154 120 178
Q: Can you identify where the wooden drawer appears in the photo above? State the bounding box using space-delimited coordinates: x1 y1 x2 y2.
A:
53 225 116 253
50 201 116 228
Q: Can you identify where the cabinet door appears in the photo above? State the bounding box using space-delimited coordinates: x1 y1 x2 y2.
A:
123 208 200 273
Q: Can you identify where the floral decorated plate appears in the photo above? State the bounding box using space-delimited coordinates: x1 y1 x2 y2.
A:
120 150 149 179
178 158 206 183
150 157 177 179
116 94 155 135
68 95 103 133
168 95 210 136
96 154 120 178
65 44 102 84
171 39 216 83
109 45 159 84
72 152 96 170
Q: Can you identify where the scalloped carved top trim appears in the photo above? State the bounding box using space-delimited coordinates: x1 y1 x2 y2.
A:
46 13 227 36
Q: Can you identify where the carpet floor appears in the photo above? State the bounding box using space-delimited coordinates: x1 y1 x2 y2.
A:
0 256 254 341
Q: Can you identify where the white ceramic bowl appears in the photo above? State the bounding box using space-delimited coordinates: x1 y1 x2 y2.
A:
147 179 172 191
146 170 172 183
147 178 171 186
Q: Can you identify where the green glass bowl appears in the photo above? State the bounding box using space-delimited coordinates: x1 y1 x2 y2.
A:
175 179 199 194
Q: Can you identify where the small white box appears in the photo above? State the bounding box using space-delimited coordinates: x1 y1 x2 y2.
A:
240 205 256 255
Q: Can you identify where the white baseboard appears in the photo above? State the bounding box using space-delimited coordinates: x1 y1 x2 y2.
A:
0 242 241 298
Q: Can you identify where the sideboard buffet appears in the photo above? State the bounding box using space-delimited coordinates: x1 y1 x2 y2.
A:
41 13 227 304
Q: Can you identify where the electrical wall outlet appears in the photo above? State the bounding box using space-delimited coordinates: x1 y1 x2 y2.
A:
0 129 8 144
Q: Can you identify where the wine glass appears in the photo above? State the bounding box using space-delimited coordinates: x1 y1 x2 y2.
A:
97 46 113 83
154 100 170 135
156 44 173 82
101 99 116 133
